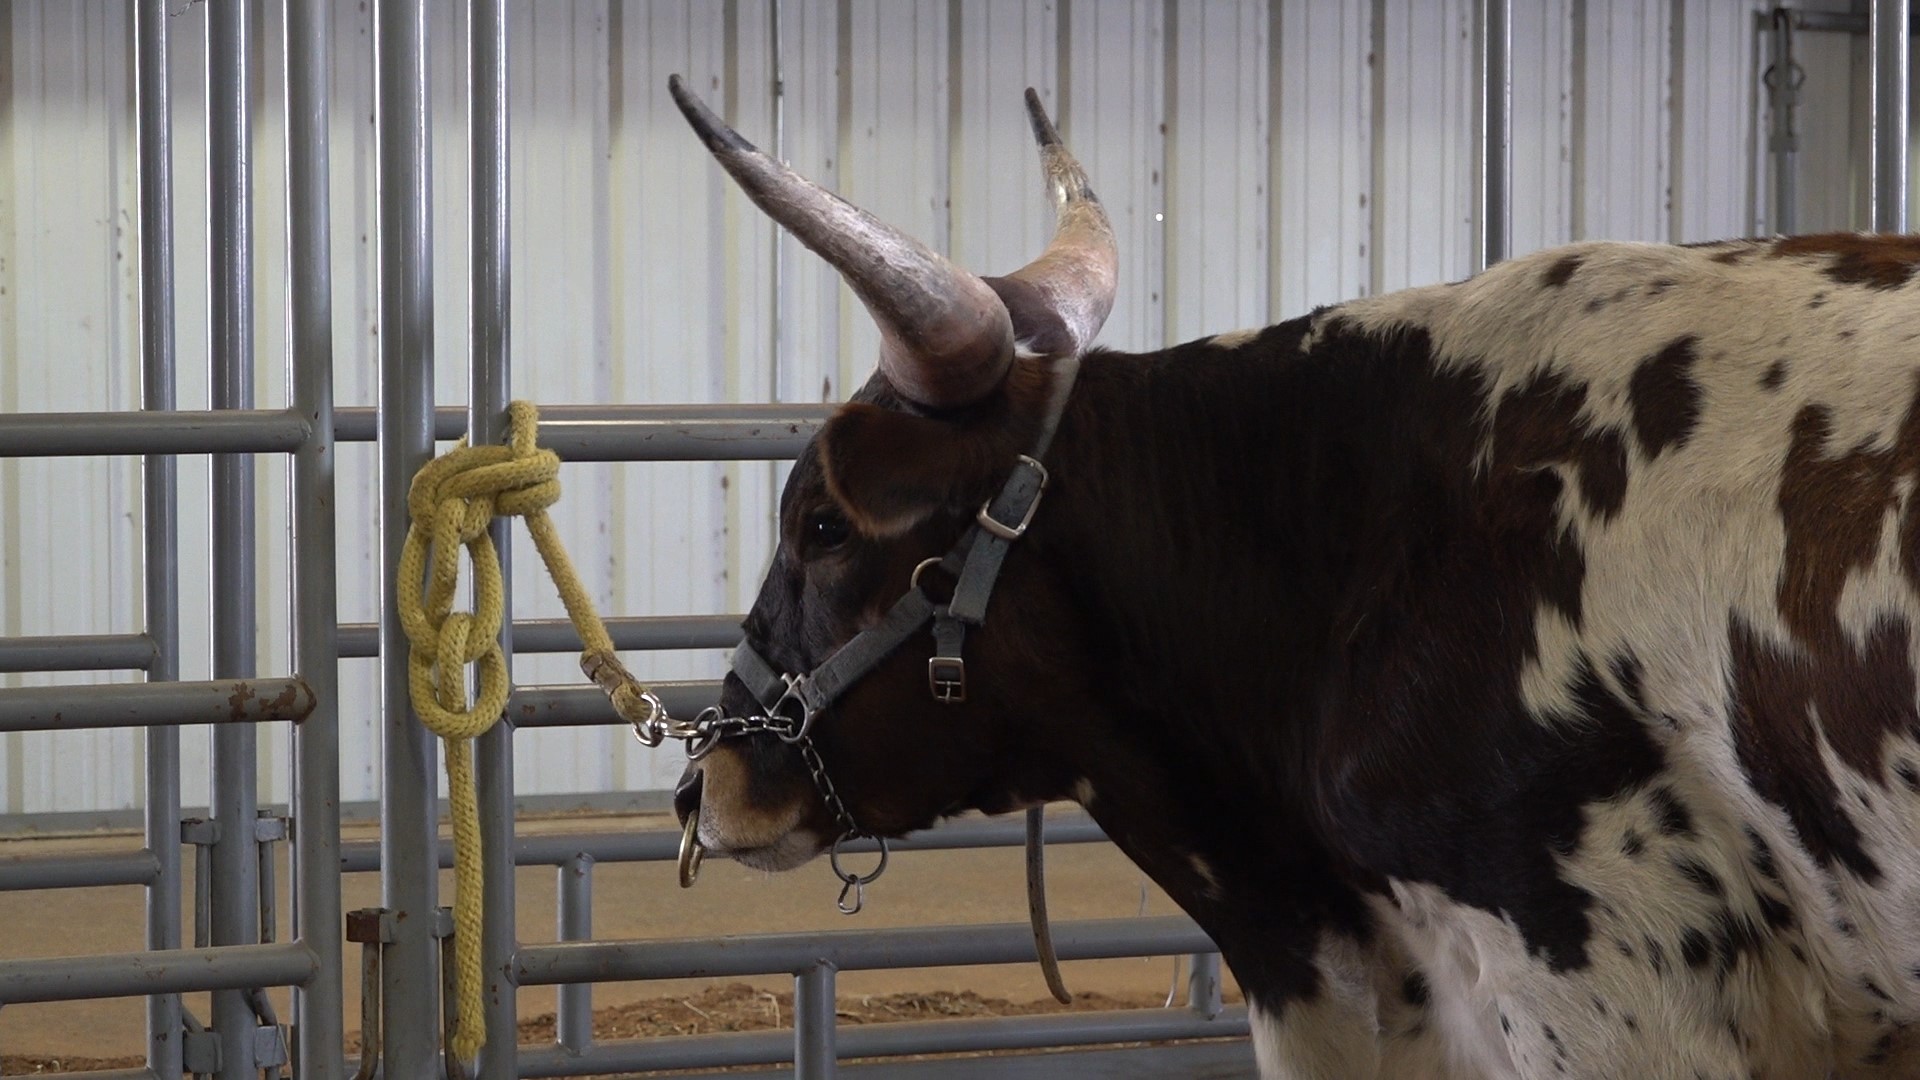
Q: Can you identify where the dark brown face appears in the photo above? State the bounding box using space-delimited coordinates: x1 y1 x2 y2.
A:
676 370 1087 871
663 79 1117 870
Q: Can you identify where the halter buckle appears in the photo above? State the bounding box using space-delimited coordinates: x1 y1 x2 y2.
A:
976 456 1049 541
928 656 967 704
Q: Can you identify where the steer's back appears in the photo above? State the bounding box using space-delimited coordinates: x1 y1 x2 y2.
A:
1317 236 1920 1077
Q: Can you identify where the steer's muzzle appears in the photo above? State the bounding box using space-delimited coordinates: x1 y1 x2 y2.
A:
670 675 825 871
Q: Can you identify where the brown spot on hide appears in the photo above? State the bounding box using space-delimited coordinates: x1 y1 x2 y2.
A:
1761 360 1788 391
1487 370 1629 526
1729 379 1920 880
1776 399 1920 646
1542 255 1583 287
1728 617 1885 882
1627 337 1703 458
1771 234 1920 290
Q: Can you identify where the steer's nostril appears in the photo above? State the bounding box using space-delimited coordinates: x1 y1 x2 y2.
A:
674 769 704 824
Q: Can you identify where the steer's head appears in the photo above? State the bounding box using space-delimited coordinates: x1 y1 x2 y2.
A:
666 76 1117 871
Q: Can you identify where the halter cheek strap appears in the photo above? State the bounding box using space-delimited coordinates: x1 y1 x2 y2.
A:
729 351 1077 726
728 450 1050 722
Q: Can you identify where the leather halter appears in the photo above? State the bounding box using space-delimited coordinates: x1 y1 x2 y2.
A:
707 358 1078 976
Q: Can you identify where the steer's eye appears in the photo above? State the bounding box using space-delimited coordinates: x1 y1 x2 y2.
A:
806 508 852 552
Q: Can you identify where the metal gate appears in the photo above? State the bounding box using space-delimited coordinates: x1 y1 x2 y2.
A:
0 1 1911 1078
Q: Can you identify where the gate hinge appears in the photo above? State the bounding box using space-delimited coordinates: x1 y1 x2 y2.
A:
183 1028 221 1073
345 906 454 943
254 1023 290 1068
180 817 220 846
345 907 393 945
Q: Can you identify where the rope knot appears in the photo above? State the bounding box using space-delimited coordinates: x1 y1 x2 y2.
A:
395 399 645 1065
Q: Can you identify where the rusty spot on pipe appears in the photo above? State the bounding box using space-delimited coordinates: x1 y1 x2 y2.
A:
228 681 257 721
268 679 312 723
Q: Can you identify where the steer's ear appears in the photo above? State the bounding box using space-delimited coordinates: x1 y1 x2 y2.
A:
818 403 1008 537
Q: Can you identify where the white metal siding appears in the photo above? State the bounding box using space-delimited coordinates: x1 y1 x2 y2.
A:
0 0 1812 816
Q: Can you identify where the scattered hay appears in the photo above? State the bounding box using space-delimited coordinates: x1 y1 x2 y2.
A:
7 985 1221 1076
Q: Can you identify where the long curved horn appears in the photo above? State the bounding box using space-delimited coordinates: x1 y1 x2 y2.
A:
991 89 1119 359
668 75 1014 408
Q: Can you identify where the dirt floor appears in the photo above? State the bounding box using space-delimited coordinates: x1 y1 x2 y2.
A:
0 809 1240 1072
4 986 1201 1074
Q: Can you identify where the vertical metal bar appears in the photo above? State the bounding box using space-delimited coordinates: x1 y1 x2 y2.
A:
257 819 276 943
286 2 345 1074
770 0 787 401
1872 0 1912 232
470 2 518 1077
555 856 593 1055
207 3 261 1077
1185 952 1222 1019
195 839 212 948
794 962 837 1079
134 3 183 1073
376 0 442 1074
1475 0 1512 268
1767 8 1800 236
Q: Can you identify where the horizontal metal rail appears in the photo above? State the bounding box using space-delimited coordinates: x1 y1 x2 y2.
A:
51 1069 162 1080
516 1006 1250 1077
0 849 159 890
0 677 316 732
336 614 742 659
333 402 832 459
1791 9 1920 33
534 416 823 462
515 916 1215 985
511 682 717 727
5 616 741 671
0 940 316 1003
335 812 1108 872
0 408 309 457
0 634 157 673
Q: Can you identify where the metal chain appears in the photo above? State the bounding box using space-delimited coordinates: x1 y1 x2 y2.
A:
632 702 889 913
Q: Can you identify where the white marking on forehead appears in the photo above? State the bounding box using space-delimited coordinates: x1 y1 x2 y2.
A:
1208 326 1263 349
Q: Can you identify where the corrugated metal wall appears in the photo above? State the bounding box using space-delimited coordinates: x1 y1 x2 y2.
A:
0 0 1822 818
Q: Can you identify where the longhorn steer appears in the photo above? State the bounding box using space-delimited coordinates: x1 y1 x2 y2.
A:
666 76 1920 1079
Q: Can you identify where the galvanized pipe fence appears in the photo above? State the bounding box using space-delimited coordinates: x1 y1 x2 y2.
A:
0 2 1911 1078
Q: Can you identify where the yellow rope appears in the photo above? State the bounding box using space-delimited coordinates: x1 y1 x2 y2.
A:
397 400 657 1063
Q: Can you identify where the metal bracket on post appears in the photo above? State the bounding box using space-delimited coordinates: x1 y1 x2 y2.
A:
183 1027 221 1075
183 818 220 950
182 818 222 845
252 1024 290 1069
346 908 392 1080
255 813 287 948
179 1008 216 1080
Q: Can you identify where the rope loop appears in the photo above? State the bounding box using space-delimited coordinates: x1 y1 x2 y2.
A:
395 399 651 1066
